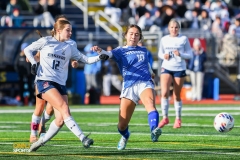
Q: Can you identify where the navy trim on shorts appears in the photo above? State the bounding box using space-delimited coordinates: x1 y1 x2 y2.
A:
36 80 67 99
161 68 186 77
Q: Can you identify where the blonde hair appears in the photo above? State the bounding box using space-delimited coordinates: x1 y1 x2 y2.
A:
50 20 71 37
168 19 180 28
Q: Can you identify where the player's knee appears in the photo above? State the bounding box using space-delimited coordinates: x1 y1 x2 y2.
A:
143 98 154 106
55 119 64 127
36 100 46 108
59 102 70 117
144 97 154 104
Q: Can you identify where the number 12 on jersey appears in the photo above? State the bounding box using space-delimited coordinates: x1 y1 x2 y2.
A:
52 60 60 70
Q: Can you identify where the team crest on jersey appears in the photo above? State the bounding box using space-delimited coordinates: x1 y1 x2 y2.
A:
43 82 49 89
161 68 165 72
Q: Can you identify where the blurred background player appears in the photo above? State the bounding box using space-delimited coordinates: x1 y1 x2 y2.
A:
158 19 192 129
83 43 102 104
102 45 122 96
188 38 207 101
14 42 34 106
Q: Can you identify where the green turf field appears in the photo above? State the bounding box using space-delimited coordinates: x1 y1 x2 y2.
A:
0 104 239 159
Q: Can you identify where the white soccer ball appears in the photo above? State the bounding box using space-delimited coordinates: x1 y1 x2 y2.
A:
214 112 234 133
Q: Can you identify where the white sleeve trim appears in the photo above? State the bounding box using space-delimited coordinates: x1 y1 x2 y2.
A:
78 54 101 64
99 50 113 58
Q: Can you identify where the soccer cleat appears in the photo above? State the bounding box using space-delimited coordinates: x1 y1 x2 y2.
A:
82 133 94 148
158 118 169 128
29 135 38 143
173 118 182 128
117 132 130 150
29 137 44 152
151 127 162 142
38 123 46 137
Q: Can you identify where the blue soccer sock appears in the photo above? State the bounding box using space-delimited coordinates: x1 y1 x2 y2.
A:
148 110 159 132
118 126 130 139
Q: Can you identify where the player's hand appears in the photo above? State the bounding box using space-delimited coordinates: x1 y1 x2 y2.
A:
164 53 170 60
34 54 40 62
173 50 180 56
31 64 38 75
91 46 102 53
99 54 109 60
27 56 40 62
71 60 78 68
151 73 155 79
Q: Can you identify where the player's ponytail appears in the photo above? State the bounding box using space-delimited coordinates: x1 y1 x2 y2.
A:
50 29 55 37
35 30 43 37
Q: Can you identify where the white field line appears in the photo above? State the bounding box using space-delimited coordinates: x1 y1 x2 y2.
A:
0 130 235 137
0 126 16 128
1 112 240 117
0 121 239 128
1 107 240 113
0 143 239 156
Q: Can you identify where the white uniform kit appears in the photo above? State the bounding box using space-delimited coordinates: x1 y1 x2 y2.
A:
158 34 192 71
25 36 101 85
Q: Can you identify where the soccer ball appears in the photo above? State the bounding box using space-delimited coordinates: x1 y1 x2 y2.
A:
214 112 234 133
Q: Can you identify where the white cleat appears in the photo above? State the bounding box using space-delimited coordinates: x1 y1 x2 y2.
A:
117 132 130 150
29 137 44 152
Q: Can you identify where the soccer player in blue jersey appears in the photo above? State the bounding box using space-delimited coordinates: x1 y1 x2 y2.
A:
158 19 192 129
24 19 109 152
91 24 162 150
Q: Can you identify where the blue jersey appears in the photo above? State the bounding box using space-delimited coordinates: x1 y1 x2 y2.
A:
111 46 152 89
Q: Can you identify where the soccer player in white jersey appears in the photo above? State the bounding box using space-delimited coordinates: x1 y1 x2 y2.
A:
24 20 109 152
29 15 80 143
158 19 192 129
91 24 162 150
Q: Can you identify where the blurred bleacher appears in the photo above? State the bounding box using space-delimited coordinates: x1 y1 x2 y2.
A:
0 0 240 101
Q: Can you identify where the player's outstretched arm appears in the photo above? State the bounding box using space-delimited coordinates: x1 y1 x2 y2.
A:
70 46 109 64
91 45 113 57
